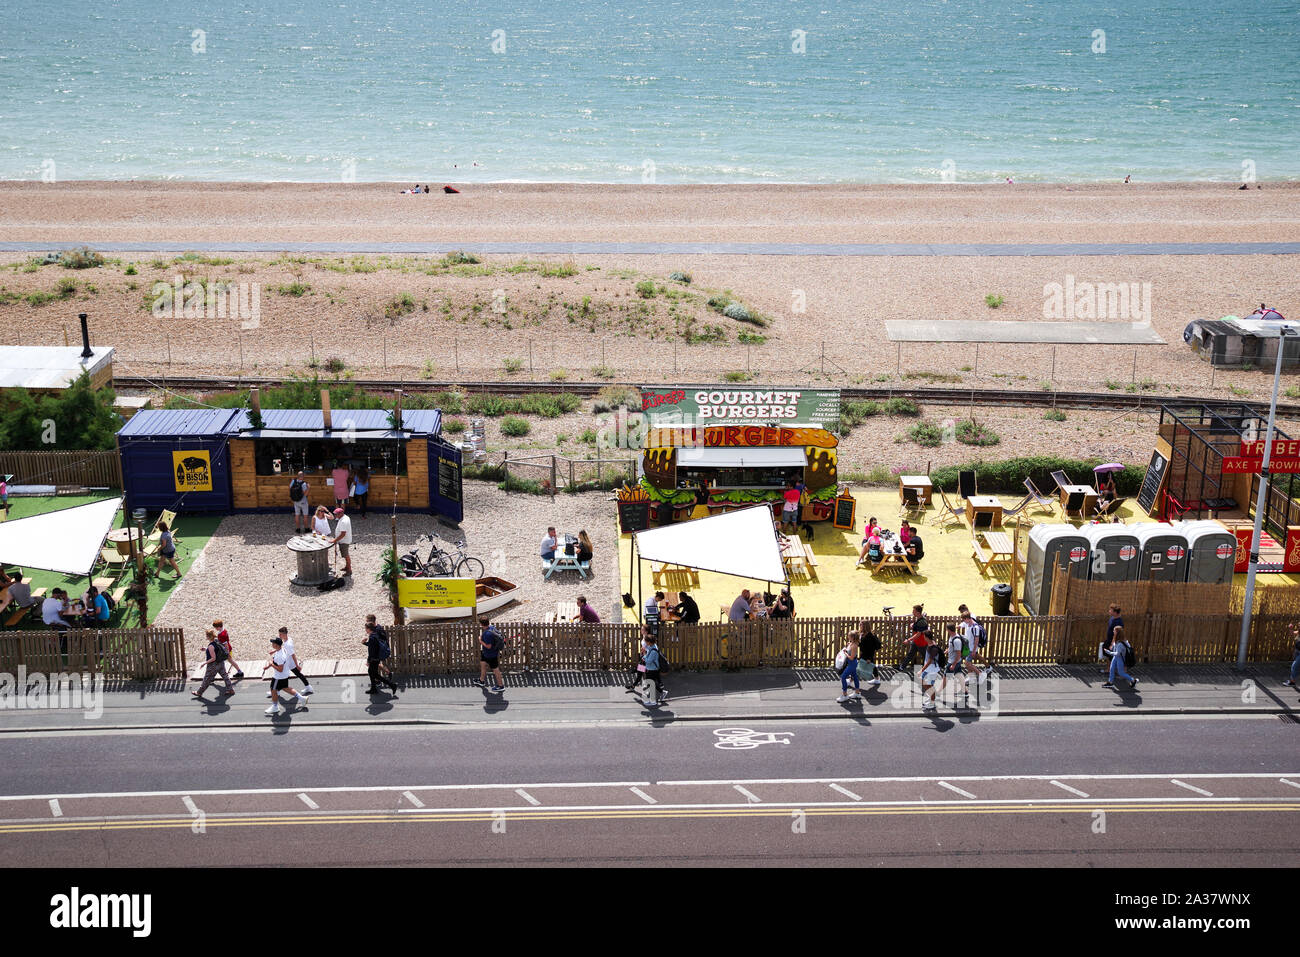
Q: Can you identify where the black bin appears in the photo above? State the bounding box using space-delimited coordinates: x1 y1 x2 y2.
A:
990 583 1013 616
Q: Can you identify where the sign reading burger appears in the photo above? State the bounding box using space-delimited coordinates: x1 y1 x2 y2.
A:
636 386 841 523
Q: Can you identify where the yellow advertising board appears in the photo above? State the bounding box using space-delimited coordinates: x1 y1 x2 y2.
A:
172 450 213 492
397 577 478 610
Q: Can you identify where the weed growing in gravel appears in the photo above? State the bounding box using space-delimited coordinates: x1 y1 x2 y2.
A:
955 419 1000 446
908 422 945 447
984 293 1004 308
277 282 310 296
443 418 466 434
501 416 531 437
1043 409 1067 421
723 371 752 382
503 358 524 375
385 293 416 319
591 364 616 380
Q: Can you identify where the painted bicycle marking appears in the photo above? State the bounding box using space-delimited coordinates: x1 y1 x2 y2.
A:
713 727 795 750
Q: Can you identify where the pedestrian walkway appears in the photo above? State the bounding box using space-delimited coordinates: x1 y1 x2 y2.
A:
3 241 1300 257
0 665 1295 731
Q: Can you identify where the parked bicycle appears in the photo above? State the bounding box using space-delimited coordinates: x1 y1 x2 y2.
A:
399 535 485 578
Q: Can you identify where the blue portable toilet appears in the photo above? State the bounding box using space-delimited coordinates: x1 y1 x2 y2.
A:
116 409 240 514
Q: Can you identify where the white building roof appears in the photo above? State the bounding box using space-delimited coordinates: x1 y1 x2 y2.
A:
0 346 114 390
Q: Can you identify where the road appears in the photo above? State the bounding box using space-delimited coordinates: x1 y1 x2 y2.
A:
0 714 1296 866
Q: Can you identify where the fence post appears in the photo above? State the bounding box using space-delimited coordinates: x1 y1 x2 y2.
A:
597 458 602 487
550 456 556 500
529 339 533 373
502 450 509 489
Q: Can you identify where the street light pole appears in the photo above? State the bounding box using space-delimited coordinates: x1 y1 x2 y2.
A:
1236 325 1296 669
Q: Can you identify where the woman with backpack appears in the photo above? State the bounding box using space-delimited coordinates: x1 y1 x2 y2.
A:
1102 625 1140 690
641 633 666 708
919 642 944 711
192 628 236 700
835 631 862 703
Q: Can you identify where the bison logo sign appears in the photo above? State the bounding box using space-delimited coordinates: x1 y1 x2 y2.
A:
172 451 213 492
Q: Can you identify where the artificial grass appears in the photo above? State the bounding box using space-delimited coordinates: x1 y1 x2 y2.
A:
1 492 220 630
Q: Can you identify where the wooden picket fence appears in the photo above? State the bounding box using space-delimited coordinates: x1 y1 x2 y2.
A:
0 449 122 490
390 608 1292 674
0 628 186 680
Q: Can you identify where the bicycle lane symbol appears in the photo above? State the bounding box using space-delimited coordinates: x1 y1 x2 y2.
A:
713 727 795 750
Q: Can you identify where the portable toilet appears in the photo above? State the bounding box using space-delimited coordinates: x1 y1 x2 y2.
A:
1133 522 1190 582
1179 520 1238 585
1022 524 1091 616
1084 524 1140 583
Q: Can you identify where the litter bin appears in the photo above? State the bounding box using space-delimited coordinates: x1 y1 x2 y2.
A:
990 583 1012 616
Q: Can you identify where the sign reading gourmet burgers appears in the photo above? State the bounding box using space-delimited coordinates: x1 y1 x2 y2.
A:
639 386 840 428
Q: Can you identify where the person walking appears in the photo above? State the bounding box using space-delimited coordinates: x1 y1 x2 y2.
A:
898 604 931 673
625 623 652 692
289 471 310 532
1101 604 1124 675
920 643 943 711
958 607 990 676
212 619 244 679
362 615 399 695
192 628 236 700
1283 624 1300 690
353 466 370 518
1102 625 1140 690
858 621 883 687
264 634 308 716
156 521 181 577
280 627 314 696
641 633 665 707
473 617 506 693
836 631 862 703
328 506 353 577
331 460 351 509
939 623 967 705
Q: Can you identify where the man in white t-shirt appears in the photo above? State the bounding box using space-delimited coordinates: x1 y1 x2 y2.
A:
266 627 315 698
265 631 308 716
329 506 354 577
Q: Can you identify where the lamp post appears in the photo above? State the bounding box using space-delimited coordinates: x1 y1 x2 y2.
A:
1236 324 1298 669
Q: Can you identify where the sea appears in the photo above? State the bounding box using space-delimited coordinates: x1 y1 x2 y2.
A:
1 0 1297 183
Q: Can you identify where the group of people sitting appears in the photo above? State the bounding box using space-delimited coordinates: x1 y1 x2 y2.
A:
0 570 36 616
645 589 702 625
727 587 796 622
540 527 594 564
855 517 924 570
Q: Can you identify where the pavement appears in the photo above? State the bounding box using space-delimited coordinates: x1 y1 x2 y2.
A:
2 663 1296 732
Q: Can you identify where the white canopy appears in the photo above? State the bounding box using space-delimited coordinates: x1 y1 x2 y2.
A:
635 504 788 583
677 447 807 468
0 496 122 577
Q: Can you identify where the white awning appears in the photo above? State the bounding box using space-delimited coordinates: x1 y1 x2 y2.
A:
677 447 807 469
635 504 787 583
0 496 123 577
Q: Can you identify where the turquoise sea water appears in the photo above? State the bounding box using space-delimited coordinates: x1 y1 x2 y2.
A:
1 0 1297 183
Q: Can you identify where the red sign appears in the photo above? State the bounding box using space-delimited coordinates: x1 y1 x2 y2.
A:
1118 545 1137 561
1222 456 1300 474
1233 528 1252 573
1215 543 1234 559
1240 439 1300 458
1165 545 1185 561
1068 546 1088 562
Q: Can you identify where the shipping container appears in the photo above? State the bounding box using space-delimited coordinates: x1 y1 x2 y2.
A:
116 409 240 513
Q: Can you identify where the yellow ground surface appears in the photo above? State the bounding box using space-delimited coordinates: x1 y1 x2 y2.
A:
616 489 1299 624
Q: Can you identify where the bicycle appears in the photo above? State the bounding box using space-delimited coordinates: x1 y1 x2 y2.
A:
399 535 485 578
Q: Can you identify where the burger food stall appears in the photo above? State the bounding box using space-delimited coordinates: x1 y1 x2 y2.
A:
635 386 842 525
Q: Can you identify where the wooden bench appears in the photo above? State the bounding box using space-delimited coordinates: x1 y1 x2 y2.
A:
802 543 820 581
2 587 47 627
971 538 993 572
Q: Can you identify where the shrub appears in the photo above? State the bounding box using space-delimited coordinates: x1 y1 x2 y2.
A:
591 364 616 380
635 280 658 298
323 357 345 375
431 390 465 415
955 418 1000 446
706 294 731 310
902 371 961 384
1043 409 1067 421
503 358 524 374
499 473 543 494
930 456 1143 497
985 294 1004 308
501 416 530 437
442 250 480 265
385 293 417 319
592 385 638 413
722 302 769 327
579 428 598 445
737 331 766 345
124 264 138 275
549 369 569 381
56 277 77 298
463 463 505 482
278 282 310 296
539 261 577 278
686 323 727 344
60 246 104 269
443 418 466 434
723 371 751 382
908 422 945 447
669 271 691 284
883 397 920 416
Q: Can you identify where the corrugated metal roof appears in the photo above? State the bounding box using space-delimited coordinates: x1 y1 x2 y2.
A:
226 408 440 435
116 408 241 438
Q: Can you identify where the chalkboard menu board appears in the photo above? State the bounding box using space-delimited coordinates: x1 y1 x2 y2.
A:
619 501 652 533
437 454 461 503
833 495 856 530
1137 449 1168 515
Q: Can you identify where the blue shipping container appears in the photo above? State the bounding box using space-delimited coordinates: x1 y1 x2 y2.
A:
117 409 239 513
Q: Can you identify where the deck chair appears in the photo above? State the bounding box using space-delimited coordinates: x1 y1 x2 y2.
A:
1023 477 1057 516
1049 469 1072 492
957 470 977 501
899 485 924 520
1001 492 1034 520
932 485 965 530
1093 496 1127 521
1063 490 1086 518
147 509 177 543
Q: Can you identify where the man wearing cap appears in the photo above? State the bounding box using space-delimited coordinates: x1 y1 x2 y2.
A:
265 631 308 716
328 505 354 577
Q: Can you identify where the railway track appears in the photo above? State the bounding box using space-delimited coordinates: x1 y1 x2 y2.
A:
112 374 1300 417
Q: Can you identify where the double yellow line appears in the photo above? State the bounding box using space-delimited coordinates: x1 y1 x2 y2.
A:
1 801 1297 835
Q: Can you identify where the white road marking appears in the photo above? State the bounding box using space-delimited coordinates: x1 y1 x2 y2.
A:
48 799 61 817
0 780 653 802
629 787 657 804
515 788 541 806
654 772 1298 786
733 785 762 804
938 781 977 799
297 793 319 809
1170 779 1214 797
829 783 862 801
402 791 424 808
181 796 199 815
1050 780 1090 798
1279 778 1300 792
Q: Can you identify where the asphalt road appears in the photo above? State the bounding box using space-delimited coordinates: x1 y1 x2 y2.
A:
1 715 1296 866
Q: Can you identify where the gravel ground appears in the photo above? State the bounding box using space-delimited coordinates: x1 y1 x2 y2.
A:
154 485 620 665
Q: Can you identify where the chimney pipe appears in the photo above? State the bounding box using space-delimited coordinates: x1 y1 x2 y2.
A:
394 389 403 432
78 313 93 359
321 389 332 431
250 387 262 419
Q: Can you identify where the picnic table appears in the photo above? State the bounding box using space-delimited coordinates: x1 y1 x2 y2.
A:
965 495 1004 529
543 536 588 580
780 534 820 581
652 562 699 588
872 537 914 574
899 475 933 506
1059 484 1098 517
972 530 1015 573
